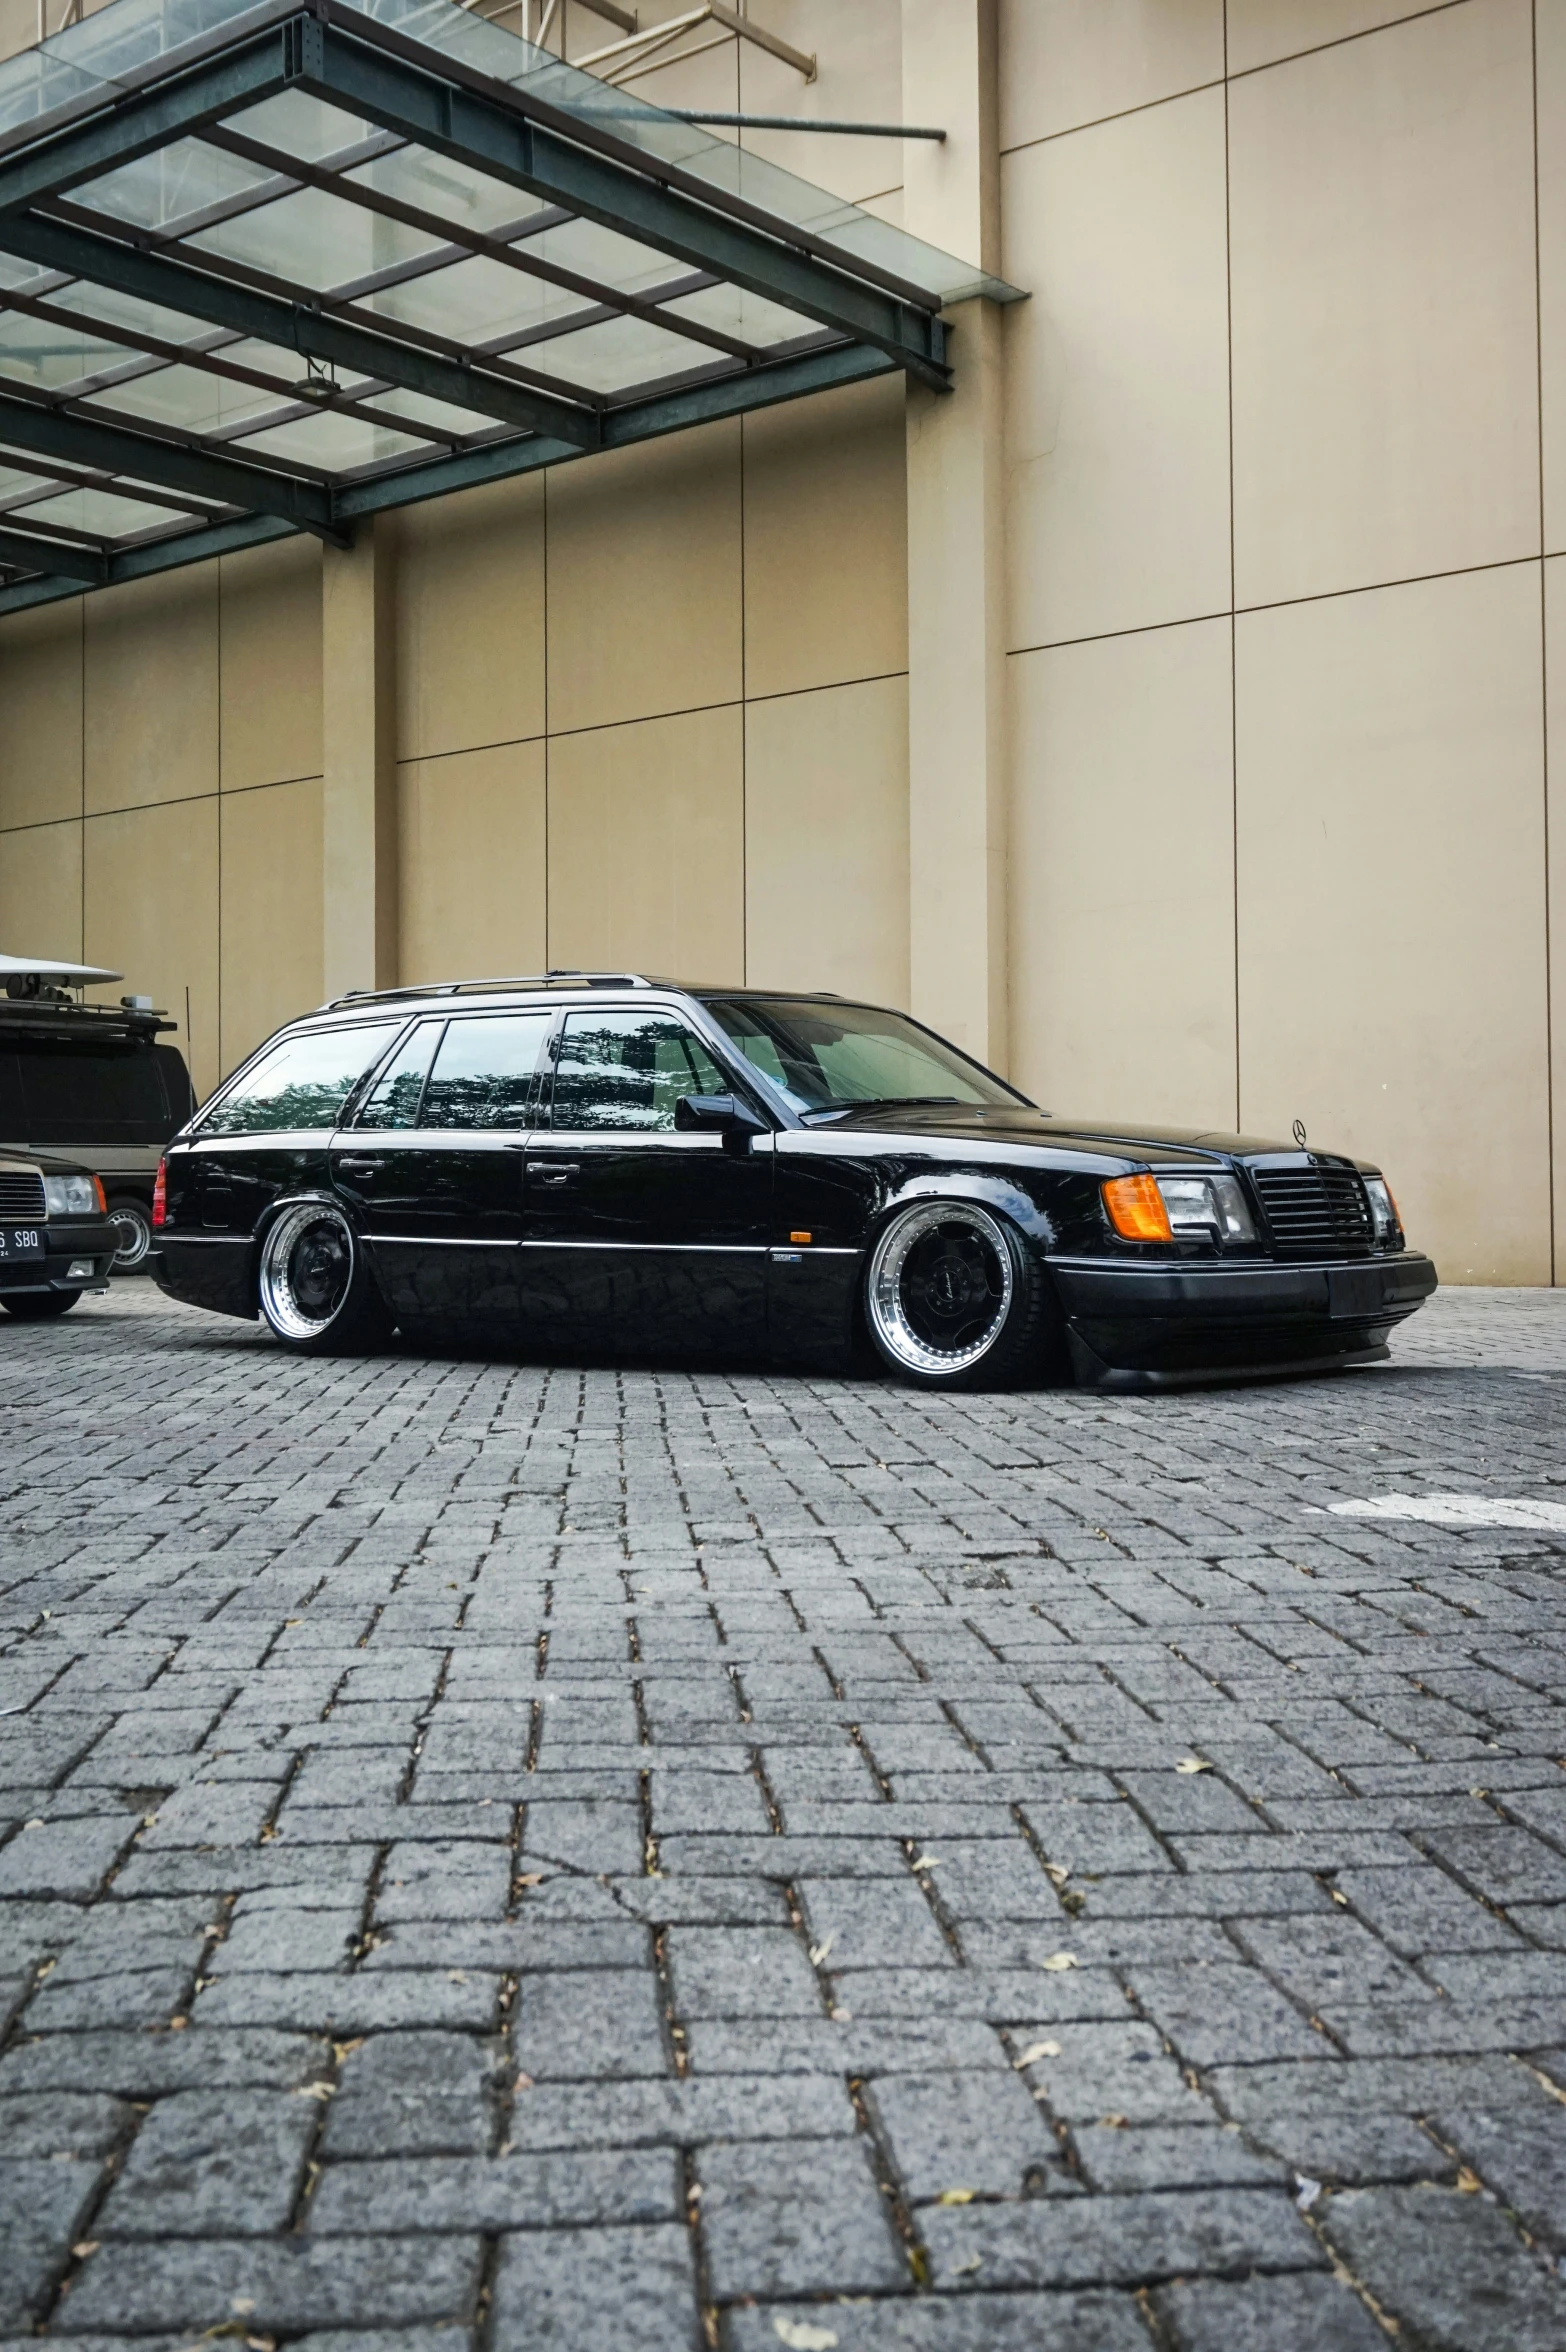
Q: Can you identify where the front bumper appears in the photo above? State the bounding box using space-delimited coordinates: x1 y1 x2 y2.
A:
1049 1250 1438 1388
0 1217 118 1295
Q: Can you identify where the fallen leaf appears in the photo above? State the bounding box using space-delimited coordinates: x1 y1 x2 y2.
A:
910 1853 941 1872
1470 1788 1489 1800
230 2303 257 2319
168 2015 188 2031
284 1619 301 1628
951 2255 983 2278
1041 1951 1078 1972
447 1969 467 1984
830 2006 853 2022
1014 2040 1061 2067
23 1818 43 1831
772 2321 838 2351
514 1872 546 1889
142 1814 158 1829
1044 1864 1070 1885
1059 1889 1086 1916
937 2188 977 2205
808 1935 835 1967
1099 2113 1129 2129
1456 2166 1483 2194
71 2241 98 2259
1295 2175 1322 2211
294 2082 335 2102
907 2248 929 2287
1175 1757 1213 1776
514 2072 534 2090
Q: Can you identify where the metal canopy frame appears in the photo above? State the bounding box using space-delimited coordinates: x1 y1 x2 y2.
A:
0 0 1018 613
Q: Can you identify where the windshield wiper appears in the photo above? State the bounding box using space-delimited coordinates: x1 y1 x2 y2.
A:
799 1096 962 1123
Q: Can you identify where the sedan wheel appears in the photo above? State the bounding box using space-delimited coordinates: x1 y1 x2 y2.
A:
257 1201 390 1354
865 1201 1051 1390
107 1198 153 1273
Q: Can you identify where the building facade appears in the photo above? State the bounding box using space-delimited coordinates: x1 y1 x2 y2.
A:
0 0 1560 1285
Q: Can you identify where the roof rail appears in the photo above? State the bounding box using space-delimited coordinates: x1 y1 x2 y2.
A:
318 971 656 1012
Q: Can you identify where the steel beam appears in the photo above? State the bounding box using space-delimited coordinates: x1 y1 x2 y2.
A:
0 214 604 450
0 388 344 538
0 508 296 613
0 522 103 581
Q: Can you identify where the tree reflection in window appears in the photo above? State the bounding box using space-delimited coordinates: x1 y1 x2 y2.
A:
421 1014 551 1129
552 1012 728 1131
206 1023 400 1135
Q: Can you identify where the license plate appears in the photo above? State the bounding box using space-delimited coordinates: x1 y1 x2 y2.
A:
1328 1264 1386 1319
0 1226 44 1260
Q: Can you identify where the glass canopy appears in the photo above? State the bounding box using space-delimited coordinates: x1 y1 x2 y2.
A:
0 0 1019 608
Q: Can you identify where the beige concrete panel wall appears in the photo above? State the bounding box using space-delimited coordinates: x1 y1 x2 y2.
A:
1538 0 1566 554
998 0 1223 150
546 422 743 736
1545 555 1566 1284
219 539 323 794
742 375 907 702
1009 617 1237 1128
1227 0 1457 77
395 472 546 762
84 796 221 1097
398 739 546 987
0 600 82 832
1229 0 1539 610
219 779 324 1074
0 821 81 961
547 705 743 983
1236 563 1550 1285
744 675 909 1005
1003 87 1231 650
83 571 220 816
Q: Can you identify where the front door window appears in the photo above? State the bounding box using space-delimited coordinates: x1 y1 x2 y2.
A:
551 1010 729 1130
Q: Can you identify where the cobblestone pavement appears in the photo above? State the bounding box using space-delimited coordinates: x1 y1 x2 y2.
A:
3 1285 1566 2352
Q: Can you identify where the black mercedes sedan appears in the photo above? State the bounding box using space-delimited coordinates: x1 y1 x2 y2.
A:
0 1149 118 1319
148 976 1436 1390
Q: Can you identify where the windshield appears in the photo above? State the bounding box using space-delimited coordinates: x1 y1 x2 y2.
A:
704 998 1027 1118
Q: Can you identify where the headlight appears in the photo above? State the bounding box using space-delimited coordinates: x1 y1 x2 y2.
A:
1363 1176 1402 1245
1156 1173 1256 1243
43 1173 102 1218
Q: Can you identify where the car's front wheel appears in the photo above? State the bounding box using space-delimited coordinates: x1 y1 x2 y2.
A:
1 1290 81 1321
864 1200 1055 1390
257 1200 391 1354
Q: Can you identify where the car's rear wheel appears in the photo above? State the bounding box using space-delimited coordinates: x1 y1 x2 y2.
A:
864 1200 1054 1390
1 1290 80 1321
107 1197 153 1273
257 1200 391 1354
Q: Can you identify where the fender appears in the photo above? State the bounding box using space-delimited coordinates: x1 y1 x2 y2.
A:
878 1169 1057 1249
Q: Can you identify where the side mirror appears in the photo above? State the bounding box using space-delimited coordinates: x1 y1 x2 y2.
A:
675 1093 768 1156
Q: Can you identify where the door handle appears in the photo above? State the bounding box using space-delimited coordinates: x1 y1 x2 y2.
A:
337 1157 384 1176
527 1162 579 1186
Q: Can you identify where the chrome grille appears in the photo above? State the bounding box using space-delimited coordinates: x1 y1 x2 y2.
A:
0 1172 45 1220
1251 1163 1372 1257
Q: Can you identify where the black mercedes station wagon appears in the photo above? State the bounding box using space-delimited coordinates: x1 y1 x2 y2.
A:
149 976 1436 1391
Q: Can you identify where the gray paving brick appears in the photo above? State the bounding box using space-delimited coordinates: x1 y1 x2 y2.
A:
922 2185 1320 2289
1155 2271 1388 2351
488 2223 698 2351
97 2090 316 2236
666 1927 821 2018
57 2234 483 2332
722 2293 1151 2352
0 1817 132 1899
697 2137 906 2295
0 2159 101 2329
1320 2184 1565 2352
865 2067 1065 2201
512 1970 668 2080
309 2147 679 2232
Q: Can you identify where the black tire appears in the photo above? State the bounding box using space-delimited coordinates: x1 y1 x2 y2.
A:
256 1198 391 1355
862 1200 1057 1391
1 1289 81 1321
107 1197 154 1273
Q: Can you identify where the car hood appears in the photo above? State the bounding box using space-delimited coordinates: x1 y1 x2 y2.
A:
0 1148 96 1180
798 1104 1351 1164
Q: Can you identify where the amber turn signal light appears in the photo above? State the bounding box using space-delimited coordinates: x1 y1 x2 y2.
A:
1101 1174 1173 1243
92 1174 107 1215
789 1231 812 1245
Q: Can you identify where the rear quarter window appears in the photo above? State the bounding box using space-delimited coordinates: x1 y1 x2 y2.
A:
203 1022 401 1136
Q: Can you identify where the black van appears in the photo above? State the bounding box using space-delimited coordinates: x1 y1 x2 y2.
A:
0 977 196 1271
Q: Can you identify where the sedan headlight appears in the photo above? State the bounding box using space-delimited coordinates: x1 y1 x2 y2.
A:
1363 1176 1402 1246
43 1173 103 1218
1156 1173 1256 1243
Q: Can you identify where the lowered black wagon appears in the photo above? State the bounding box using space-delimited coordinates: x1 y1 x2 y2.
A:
150 976 1436 1390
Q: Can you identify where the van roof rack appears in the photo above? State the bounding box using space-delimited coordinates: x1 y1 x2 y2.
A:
319 971 658 1011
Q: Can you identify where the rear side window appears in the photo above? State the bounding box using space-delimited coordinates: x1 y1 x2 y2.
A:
422 1014 551 1130
354 1020 443 1130
204 1023 399 1136
15 1043 172 1145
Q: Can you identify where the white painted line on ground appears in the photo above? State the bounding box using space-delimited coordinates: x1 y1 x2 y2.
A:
1312 1492 1566 1530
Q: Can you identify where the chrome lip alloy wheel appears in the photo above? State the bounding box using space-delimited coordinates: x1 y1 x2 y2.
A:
867 1201 1014 1377
259 1202 356 1342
